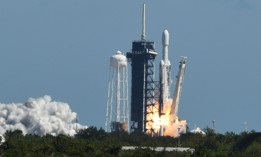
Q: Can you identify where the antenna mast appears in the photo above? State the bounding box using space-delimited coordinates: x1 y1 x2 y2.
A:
141 3 146 40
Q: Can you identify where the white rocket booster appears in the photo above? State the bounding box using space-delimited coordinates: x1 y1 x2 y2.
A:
160 30 172 101
171 56 187 122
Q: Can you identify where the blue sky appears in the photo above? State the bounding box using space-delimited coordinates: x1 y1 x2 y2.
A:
0 0 260 133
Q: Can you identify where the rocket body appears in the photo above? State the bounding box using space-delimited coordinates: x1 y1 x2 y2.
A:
159 30 187 136
160 30 172 101
159 29 171 136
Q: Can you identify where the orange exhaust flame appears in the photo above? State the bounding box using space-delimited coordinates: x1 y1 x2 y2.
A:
146 99 186 137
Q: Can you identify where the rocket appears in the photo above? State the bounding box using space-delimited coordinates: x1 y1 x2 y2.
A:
159 30 172 102
159 29 172 136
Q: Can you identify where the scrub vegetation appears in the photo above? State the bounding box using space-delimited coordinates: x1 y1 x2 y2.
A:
0 126 261 157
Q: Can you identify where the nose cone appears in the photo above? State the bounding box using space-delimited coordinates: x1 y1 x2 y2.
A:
162 29 169 46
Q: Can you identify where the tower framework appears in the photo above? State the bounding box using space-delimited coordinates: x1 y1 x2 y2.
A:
126 4 161 134
127 41 159 133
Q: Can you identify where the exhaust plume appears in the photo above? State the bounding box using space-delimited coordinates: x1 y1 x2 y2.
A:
146 98 187 137
0 95 87 136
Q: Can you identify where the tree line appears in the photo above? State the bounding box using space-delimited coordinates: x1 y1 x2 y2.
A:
0 127 261 157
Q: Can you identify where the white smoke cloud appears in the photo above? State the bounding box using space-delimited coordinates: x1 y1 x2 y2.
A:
0 95 87 136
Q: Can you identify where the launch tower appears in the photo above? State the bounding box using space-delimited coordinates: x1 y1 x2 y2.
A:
126 4 159 133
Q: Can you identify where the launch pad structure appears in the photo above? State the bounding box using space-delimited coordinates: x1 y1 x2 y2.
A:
126 41 159 133
126 4 160 134
106 4 188 137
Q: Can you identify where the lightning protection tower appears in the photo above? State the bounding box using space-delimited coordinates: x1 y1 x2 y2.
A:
126 4 159 134
105 51 129 132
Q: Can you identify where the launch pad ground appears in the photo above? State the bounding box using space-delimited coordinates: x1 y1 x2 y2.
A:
121 146 195 153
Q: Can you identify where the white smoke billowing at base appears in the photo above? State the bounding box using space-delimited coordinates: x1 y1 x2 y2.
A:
0 96 87 136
